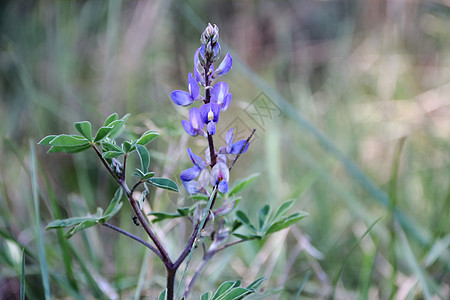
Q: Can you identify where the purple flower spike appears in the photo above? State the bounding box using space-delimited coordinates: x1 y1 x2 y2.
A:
182 107 206 136
211 82 232 111
171 73 200 106
225 128 249 155
211 162 230 193
200 103 220 135
180 148 208 194
213 53 233 79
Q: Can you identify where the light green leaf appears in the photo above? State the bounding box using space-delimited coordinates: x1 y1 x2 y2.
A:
38 135 57 145
65 220 98 238
136 130 159 145
246 277 265 291
104 113 118 126
212 281 235 299
47 143 91 153
147 178 179 192
270 199 295 223
221 287 252 300
158 289 167 300
228 173 259 197
232 233 261 241
136 144 150 172
103 188 123 218
201 292 212 300
102 151 124 159
74 121 92 141
266 212 308 234
49 134 89 147
235 210 257 233
102 141 123 152
94 126 114 143
107 120 125 139
122 141 133 153
46 216 98 230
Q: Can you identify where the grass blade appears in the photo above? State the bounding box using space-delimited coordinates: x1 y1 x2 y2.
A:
295 270 311 300
332 217 382 297
21 248 25 300
30 140 51 300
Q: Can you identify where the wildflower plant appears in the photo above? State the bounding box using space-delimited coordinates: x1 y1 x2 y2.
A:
39 23 307 299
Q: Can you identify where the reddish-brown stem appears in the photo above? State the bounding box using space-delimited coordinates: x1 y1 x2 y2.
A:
91 144 172 267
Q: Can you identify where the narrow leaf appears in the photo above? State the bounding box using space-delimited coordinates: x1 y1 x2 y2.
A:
270 199 295 223
147 178 179 192
74 121 92 141
104 188 123 217
49 134 89 147
46 216 97 230
93 126 113 143
102 141 123 152
266 212 308 234
107 120 125 139
158 289 167 300
65 220 98 239
48 144 91 153
221 287 252 300
201 292 212 300
232 233 261 240
228 173 259 197
136 144 150 172
136 130 159 145
102 151 124 159
212 281 235 299
38 135 57 145
235 210 257 233
104 113 118 126
122 141 133 153
258 205 271 231
246 277 265 291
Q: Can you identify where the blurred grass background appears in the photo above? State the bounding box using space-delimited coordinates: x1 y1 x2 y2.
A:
0 0 449 299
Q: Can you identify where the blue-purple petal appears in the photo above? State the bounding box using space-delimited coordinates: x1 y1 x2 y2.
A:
188 73 199 99
210 82 229 107
230 140 249 155
171 90 194 106
187 148 206 169
218 181 229 193
213 53 233 78
222 93 232 111
207 121 216 135
183 180 199 194
226 128 233 152
180 166 201 181
182 119 195 136
189 107 204 130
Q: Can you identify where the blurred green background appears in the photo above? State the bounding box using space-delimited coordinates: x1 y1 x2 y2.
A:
0 0 449 299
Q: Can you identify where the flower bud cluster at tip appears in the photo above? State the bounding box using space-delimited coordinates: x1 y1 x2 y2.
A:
170 24 249 195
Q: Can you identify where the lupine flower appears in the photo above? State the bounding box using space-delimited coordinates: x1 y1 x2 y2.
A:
219 128 249 155
182 107 206 137
171 73 199 106
210 162 229 193
211 82 232 111
212 53 232 79
180 148 213 194
200 103 220 135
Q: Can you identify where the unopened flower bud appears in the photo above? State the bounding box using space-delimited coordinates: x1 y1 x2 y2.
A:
201 23 219 45
111 158 124 180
